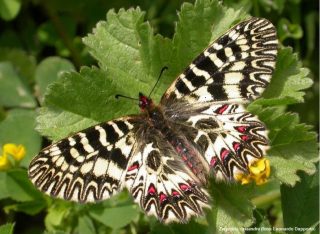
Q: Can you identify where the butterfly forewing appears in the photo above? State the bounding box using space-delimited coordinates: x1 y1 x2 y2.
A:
28 117 138 202
161 17 277 105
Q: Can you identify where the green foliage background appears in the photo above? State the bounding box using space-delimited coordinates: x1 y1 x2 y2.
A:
0 0 318 233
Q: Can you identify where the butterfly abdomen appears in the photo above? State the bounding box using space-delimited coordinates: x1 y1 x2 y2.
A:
148 107 209 184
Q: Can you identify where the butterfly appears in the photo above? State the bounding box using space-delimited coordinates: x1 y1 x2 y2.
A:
28 17 278 223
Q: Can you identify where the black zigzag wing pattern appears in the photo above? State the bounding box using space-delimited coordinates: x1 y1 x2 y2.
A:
125 128 210 223
28 117 137 202
162 17 278 104
163 102 269 181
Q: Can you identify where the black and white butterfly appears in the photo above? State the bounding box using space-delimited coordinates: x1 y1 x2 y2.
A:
28 17 278 223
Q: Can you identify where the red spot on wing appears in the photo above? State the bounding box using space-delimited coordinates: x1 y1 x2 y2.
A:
172 190 180 197
241 135 249 141
216 104 229 114
179 183 190 191
127 163 139 171
233 142 240 151
210 157 217 167
148 184 156 195
236 126 247 133
221 148 230 160
159 193 167 203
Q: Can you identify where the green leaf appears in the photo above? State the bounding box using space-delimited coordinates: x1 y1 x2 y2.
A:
281 165 319 232
45 67 131 122
172 0 247 76
0 62 36 108
208 182 254 233
5 169 43 202
0 109 41 167
0 172 9 200
3 199 47 215
0 48 36 83
89 205 139 229
0 223 14 234
254 47 313 106
36 107 98 141
83 8 173 101
277 18 303 42
250 106 318 185
45 201 73 231
0 0 21 21
35 56 75 102
78 215 96 234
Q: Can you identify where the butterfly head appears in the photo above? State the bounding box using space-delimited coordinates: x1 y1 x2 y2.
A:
139 92 153 111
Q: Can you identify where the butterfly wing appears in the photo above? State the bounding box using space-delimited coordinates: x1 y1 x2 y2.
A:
161 17 277 105
163 103 269 182
161 17 277 183
125 128 210 223
28 117 138 202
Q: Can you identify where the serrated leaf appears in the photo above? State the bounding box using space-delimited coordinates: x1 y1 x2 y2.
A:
44 67 135 121
208 182 254 233
0 62 36 108
250 106 318 185
36 107 98 141
83 8 171 101
0 109 41 167
255 47 313 106
0 223 14 234
35 56 75 102
269 142 317 185
173 0 247 74
89 205 139 229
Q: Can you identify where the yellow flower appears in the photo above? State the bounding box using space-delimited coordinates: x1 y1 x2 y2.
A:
3 143 26 161
0 154 10 170
235 158 271 185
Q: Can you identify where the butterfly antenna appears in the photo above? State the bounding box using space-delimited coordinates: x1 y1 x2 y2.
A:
115 94 139 102
148 66 168 98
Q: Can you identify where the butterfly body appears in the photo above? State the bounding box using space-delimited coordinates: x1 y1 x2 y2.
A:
29 17 277 223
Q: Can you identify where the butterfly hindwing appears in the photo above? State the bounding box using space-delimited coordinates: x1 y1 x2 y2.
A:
163 102 268 181
28 117 137 202
162 17 277 105
195 103 268 180
125 129 210 223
